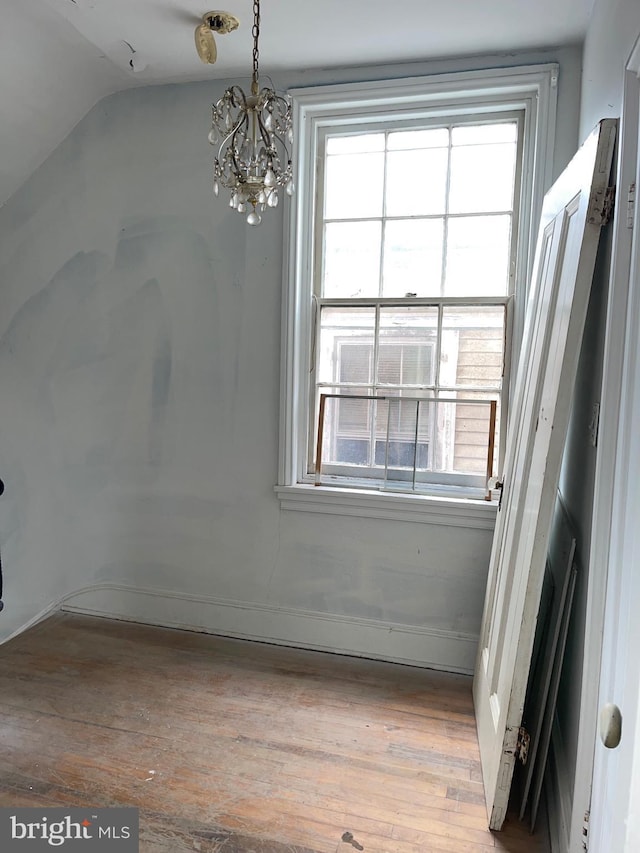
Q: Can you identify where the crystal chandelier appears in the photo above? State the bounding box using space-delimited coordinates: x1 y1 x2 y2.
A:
208 0 294 226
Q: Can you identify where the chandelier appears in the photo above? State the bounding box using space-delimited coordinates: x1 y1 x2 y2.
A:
207 0 294 226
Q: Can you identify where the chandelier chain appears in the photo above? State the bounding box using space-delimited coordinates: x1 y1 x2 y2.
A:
251 0 260 94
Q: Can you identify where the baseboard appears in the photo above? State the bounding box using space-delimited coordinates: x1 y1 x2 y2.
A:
546 712 572 853
60 584 478 674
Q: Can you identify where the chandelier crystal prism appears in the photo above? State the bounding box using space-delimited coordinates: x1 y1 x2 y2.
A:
208 0 294 226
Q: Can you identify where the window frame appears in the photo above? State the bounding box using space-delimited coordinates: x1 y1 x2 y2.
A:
277 65 558 522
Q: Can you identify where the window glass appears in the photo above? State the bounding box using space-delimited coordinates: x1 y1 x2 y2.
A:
317 307 376 385
444 215 511 296
325 152 384 219
439 305 505 390
312 116 520 491
323 222 382 297
449 142 516 214
388 128 449 149
385 148 449 216
378 307 438 388
382 219 444 297
327 133 385 154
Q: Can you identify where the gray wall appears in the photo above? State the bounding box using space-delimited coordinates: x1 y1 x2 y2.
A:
0 48 580 670
580 0 640 138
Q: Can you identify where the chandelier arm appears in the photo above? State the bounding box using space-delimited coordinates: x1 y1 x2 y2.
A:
212 93 249 187
255 113 291 159
216 126 239 152
264 129 290 160
228 113 251 180
256 89 292 133
225 85 247 110
255 109 274 151
214 133 240 187
266 96 293 132
223 86 250 175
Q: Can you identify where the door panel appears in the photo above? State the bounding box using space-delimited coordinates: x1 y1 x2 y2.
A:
473 119 617 830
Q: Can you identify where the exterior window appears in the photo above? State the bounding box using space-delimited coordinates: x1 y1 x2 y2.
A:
279 67 558 509
312 120 518 492
330 337 435 469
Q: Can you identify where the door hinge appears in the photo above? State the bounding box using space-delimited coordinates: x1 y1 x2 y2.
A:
516 727 530 765
587 185 616 226
627 181 636 229
582 809 590 851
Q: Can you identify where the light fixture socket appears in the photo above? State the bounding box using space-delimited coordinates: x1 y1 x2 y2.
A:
202 11 240 34
195 11 239 65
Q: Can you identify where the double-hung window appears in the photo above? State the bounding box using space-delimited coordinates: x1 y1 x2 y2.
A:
278 67 558 515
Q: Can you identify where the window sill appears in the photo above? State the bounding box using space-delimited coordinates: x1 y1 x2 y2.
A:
274 484 498 529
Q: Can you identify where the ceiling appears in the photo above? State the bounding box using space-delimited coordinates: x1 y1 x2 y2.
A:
1 0 595 210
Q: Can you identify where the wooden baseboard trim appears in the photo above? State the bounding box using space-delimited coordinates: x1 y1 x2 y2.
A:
60 583 478 673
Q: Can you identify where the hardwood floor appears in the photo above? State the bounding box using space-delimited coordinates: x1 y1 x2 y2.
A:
0 614 549 852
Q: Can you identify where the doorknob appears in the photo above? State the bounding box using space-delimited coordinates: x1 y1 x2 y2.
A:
600 703 622 748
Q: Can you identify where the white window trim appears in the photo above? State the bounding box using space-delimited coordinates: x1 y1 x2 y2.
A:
274 483 498 528
277 64 558 522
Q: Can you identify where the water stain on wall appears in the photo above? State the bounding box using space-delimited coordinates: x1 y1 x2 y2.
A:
0 219 225 621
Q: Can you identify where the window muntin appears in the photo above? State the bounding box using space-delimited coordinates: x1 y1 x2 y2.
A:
310 117 521 492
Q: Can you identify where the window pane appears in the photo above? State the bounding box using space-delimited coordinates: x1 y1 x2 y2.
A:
326 133 385 154
451 400 495 474
451 123 517 145
334 436 370 466
455 389 500 475
449 142 517 213
338 343 372 383
406 397 496 479
386 148 448 216
378 306 438 387
336 392 372 466
382 219 444 297
439 305 505 390
387 128 449 150
445 215 511 296
336 390 371 433
374 396 432 470
325 152 384 219
318 391 374 467
317 307 376 385
323 221 382 297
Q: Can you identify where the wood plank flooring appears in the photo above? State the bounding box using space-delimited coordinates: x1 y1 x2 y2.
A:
0 614 549 852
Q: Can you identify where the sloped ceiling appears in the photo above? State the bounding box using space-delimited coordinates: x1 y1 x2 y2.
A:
1 0 594 209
